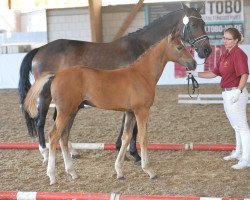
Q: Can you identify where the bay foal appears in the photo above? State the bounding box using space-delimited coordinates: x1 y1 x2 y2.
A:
24 33 196 185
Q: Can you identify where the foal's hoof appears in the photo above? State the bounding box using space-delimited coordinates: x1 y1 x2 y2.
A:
150 174 158 180
72 174 78 180
124 154 130 161
42 158 48 165
117 176 125 180
49 178 56 185
71 154 81 159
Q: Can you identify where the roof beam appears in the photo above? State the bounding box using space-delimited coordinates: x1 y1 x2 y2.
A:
112 0 144 41
88 0 103 42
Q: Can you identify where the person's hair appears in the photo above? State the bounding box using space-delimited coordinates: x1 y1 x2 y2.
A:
224 27 243 43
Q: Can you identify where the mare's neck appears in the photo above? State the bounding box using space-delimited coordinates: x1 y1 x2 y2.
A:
133 10 182 45
133 38 170 86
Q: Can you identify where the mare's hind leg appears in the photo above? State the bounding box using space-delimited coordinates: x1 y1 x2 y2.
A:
53 109 80 159
36 93 52 163
129 123 141 165
60 112 78 180
135 108 156 179
115 112 136 179
116 114 141 164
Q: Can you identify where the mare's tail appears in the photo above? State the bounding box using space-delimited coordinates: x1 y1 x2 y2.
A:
18 48 39 136
24 74 55 119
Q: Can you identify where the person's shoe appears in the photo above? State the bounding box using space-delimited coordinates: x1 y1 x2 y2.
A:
231 159 250 169
223 151 241 161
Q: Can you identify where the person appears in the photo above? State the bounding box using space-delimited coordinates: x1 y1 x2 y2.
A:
188 27 250 169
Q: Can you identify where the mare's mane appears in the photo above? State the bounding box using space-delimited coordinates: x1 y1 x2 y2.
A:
121 9 183 40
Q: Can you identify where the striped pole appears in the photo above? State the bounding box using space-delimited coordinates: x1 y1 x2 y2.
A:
0 192 248 200
0 142 235 151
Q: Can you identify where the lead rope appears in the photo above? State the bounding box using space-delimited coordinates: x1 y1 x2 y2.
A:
187 73 199 98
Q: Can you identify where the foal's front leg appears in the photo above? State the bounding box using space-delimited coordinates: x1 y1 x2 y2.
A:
135 108 157 179
115 112 136 179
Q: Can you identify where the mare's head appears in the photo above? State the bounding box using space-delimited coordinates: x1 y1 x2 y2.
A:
180 3 211 58
166 32 196 70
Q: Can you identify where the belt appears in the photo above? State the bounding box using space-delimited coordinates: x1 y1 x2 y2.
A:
222 87 238 91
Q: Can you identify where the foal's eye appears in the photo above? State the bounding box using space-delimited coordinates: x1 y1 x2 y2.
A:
177 46 183 51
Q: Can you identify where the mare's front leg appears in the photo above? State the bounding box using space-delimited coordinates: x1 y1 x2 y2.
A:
135 108 157 179
116 114 141 164
53 109 80 159
115 112 136 179
36 92 52 163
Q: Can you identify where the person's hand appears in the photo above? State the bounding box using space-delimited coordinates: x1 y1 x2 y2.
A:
231 89 241 103
186 70 198 77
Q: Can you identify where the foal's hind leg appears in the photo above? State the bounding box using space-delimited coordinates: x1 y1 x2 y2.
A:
115 112 136 179
53 109 80 159
60 112 78 180
135 108 157 179
47 113 71 185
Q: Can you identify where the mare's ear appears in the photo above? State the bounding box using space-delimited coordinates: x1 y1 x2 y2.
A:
181 2 189 12
196 2 205 13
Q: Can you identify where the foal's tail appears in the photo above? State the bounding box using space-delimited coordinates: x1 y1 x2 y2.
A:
24 74 55 119
18 48 39 136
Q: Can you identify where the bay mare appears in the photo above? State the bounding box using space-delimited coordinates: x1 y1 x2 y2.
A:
24 33 196 185
18 3 211 164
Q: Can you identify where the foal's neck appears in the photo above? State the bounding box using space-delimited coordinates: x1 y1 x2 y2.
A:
133 37 170 86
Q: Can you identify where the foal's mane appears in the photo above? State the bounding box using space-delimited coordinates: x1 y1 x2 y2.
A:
129 34 173 67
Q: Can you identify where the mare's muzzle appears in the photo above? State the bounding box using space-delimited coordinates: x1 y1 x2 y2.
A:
196 43 212 58
186 59 197 70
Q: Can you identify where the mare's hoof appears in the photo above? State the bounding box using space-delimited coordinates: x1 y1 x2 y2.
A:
150 174 158 180
134 160 141 166
71 154 81 159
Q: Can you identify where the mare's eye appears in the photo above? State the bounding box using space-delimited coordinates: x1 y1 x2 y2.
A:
190 23 197 28
177 46 183 51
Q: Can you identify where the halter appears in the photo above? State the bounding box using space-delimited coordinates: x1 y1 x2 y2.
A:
181 12 207 98
181 15 209 50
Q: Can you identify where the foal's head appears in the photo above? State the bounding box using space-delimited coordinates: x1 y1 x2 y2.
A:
166 33 196 70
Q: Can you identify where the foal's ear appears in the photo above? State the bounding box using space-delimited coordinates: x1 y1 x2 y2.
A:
169 30 180 41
